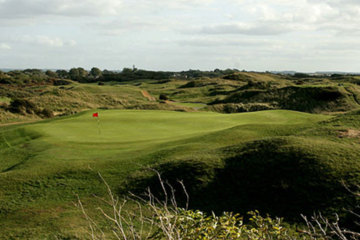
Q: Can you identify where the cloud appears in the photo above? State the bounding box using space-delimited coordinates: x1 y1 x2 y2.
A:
35 36 65 47
0 43 11 50
91 19 160 35
16 35 77 47
176 37 279 48
132 0 214 10
0 0 215 20
199 22 291 35
0 0 122 18
314 39 360 53
185 0 360 36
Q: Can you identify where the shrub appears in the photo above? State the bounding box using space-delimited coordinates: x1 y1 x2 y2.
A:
78 172 302 239
8 98 38 115
294 73 310 78
78 171 360 240
40 108 54 118
159 94 169 101
52 79 73 86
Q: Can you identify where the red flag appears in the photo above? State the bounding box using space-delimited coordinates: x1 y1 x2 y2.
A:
92 112 98 117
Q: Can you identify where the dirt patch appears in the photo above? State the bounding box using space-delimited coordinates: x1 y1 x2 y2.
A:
338 129 360 138
141 90 156 101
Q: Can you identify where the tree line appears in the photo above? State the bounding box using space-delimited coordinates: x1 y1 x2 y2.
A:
0 67 241 85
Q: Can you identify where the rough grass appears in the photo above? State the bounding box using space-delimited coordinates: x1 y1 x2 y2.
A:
2 72 360 124
167 101 207 109
216 85 360 113
0 82 194 124
0 109 335 239
0 96 11 104
1 72 360 238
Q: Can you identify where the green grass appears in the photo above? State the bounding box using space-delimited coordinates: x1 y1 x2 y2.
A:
216 85 360 113
2 109 360 239
1 72 360 238
0 97 11 104
2 72 360 125
0 110 329 238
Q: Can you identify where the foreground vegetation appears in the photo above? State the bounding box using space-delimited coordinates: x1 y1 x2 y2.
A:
79 172 360 240
0 68 360 238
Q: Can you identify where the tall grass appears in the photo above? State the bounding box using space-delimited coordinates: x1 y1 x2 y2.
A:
79 170 360 240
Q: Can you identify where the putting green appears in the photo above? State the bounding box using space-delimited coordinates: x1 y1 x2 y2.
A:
30 109 329 143
1 109 330 174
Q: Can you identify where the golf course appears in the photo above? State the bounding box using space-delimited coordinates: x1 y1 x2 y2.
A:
1 70 360 238
3 0 360 236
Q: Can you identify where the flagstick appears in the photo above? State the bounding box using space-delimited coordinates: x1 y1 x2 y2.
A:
97 115 101 135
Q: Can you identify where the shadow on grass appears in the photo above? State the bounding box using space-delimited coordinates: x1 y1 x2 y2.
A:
121 137 359 226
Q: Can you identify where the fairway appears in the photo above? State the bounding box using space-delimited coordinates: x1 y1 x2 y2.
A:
0 109 332 238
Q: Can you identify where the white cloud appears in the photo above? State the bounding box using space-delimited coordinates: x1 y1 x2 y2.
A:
199 22 291 35
183 0 360 37
0 0 123 18
67 40 77 47
0 0 215 20
0 43 11 50
91 18 160 35
16 35 76 47
132 0 214 10
36 36 64 47
177 37 278 48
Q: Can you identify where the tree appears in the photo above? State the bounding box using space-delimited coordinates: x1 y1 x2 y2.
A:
56 70 69 79
0 71 11 84
45 70 58 78
68 67 88 81
122 68 133 74
69 68 80 80
77 67 88 78
23 69 42 75
294 73 309 78
90 67 102 78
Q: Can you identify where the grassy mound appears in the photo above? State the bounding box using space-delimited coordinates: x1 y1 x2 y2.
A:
0 82 195 123
216 137 359 218
216 85 359 113
125 133 360 224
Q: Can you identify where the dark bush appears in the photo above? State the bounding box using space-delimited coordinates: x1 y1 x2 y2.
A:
179 80 216 88
40 108 54 118
8 98 37 114
223 74 251 81
159 94 169 100
179 81 196 88
314 88 343 101
155 79 171 84
52 79 72 86
294 73 310 78
0 78 12 84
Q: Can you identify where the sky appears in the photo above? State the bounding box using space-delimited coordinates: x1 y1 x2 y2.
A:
0 0 360 72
